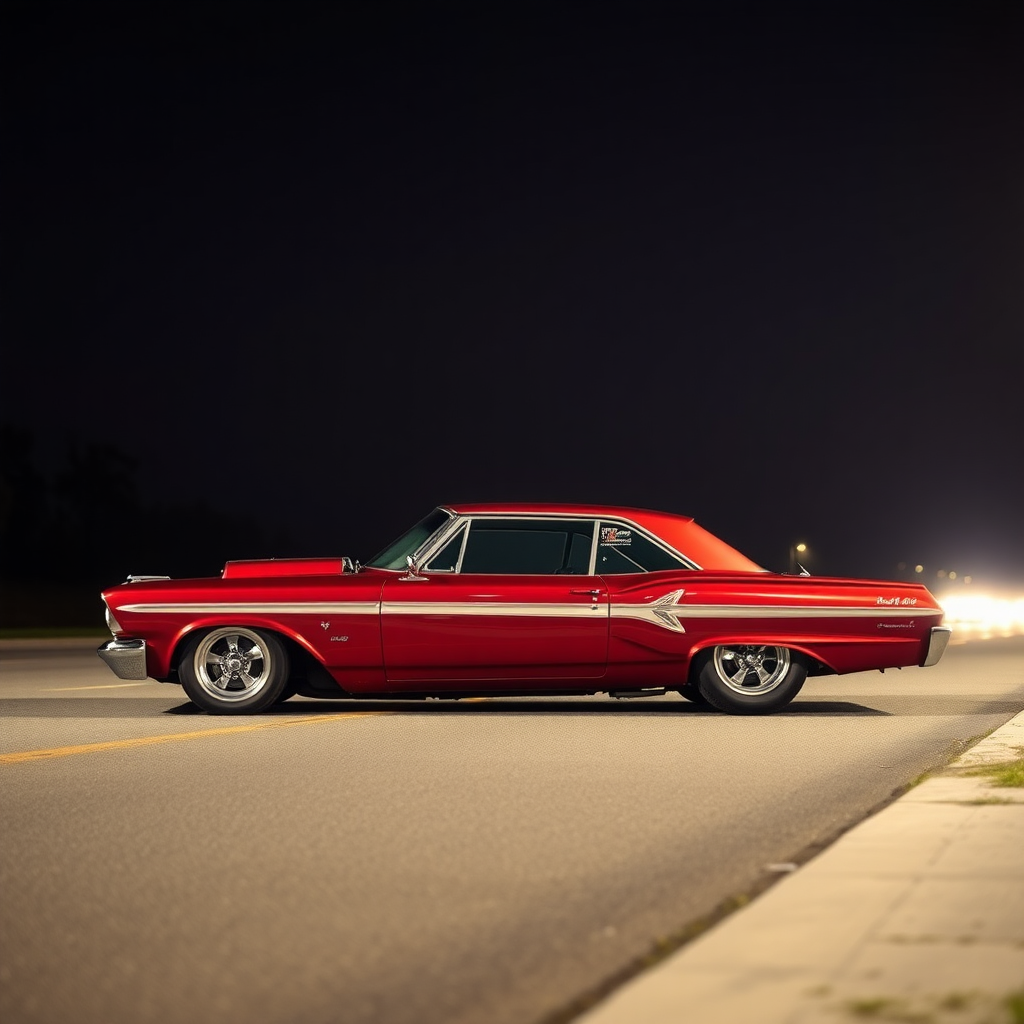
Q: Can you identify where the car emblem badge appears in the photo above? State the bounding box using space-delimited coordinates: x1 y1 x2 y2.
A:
321 621 330 630
652 589 687 632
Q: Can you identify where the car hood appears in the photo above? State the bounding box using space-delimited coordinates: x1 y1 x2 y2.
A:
220 557 355 579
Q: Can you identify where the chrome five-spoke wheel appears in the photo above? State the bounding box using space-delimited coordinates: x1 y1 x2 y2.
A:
178 627 289 714
695 644 807 715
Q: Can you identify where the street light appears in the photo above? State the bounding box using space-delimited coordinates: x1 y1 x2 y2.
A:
789 542 808 575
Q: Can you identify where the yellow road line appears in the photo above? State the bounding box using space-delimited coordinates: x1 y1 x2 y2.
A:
44 683 148 691
0 712 387 765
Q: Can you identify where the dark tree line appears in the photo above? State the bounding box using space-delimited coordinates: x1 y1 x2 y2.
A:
1 422 287 626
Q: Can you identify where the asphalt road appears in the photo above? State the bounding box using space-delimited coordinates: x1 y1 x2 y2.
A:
2 636 1023 1024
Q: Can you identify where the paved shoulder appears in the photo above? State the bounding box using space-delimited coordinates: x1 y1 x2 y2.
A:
581 711 1024 1024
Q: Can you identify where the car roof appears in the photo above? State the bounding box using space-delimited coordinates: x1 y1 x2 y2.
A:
440 502 694 522
437 503 763 572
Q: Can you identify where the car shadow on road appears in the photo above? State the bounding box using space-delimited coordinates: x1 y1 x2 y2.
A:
5 695 1019 719
2 695 885 718
243 695 1023 718
1 696 192 717
173 697 900 717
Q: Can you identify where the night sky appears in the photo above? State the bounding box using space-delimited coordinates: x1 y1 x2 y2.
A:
3 1 1023 588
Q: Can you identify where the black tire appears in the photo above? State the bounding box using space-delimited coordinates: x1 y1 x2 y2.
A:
274 680 300 705
695 644 807 715
678 683 710 706
178 627 289 715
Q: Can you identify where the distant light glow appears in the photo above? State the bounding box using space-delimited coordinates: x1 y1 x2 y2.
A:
939 593 1024 640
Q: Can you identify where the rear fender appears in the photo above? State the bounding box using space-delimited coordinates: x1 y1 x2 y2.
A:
688 633 927 679
687 636 837 676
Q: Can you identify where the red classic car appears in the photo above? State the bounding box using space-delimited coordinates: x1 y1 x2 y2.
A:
98 503 952 715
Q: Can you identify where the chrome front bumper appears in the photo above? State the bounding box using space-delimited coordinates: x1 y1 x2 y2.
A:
97 639 148 680
921 625 953 667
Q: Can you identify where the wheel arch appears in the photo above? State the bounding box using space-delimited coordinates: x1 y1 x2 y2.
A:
685 636 833 685
168 618 331 678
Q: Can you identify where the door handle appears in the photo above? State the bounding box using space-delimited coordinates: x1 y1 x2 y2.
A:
570 589 603 597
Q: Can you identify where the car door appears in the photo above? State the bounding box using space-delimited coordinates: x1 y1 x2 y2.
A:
379 517 609 687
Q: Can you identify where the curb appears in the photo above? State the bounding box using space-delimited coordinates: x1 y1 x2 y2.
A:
580 710 1024 1024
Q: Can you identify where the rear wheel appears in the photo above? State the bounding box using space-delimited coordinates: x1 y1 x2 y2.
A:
274 680 300 704
178 627 289 715
695 644 807 715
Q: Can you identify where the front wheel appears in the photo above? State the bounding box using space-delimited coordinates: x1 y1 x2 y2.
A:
677 683 710 706
695 644 807 715
178 627 289 715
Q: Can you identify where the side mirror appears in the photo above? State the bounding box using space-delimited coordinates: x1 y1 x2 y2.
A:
400 555 426 581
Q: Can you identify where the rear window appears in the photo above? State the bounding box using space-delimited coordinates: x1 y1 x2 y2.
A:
595 521 688 573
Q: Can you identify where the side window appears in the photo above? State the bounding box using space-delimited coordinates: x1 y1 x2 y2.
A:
458 519 595 575
423 526 466 572
563 530 594 574
596 521 687 573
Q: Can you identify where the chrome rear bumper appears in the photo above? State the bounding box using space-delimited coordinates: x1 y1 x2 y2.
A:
922 625 953 667
97 638 148 680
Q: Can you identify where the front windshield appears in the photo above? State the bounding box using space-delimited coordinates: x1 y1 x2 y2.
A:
365 508 453 569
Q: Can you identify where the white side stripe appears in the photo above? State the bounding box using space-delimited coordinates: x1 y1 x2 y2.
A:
119 597 938 634
611 601 939 633
120 603 380 615
382 602 602 618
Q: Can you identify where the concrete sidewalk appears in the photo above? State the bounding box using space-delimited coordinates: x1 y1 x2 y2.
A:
580 711 1024 1024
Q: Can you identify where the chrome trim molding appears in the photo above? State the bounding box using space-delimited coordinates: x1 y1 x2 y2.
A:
922 625 953 667
119 602 381 615
611 598 941 633
97 639 148 680
115 595 942 635
630 604 942 619
608 589 688 632
382 602 605 618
